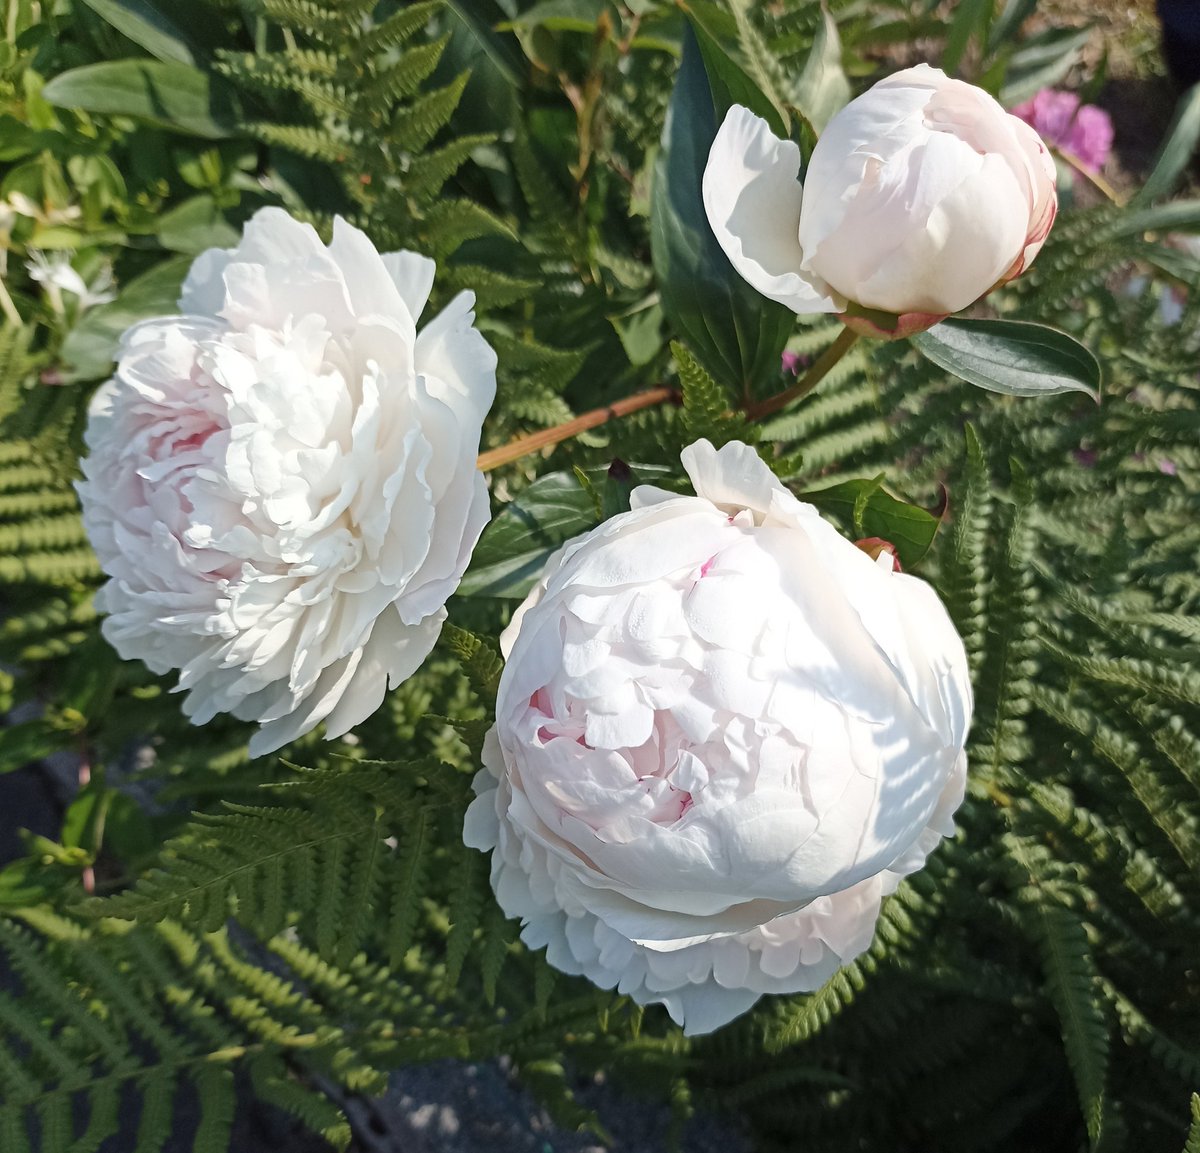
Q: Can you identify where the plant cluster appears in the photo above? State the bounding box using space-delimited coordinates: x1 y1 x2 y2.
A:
0 1 1198 1151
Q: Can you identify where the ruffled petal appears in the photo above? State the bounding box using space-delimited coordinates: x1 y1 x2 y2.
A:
703 105 844 315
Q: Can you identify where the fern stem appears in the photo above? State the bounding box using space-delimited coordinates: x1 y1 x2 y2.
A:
745 328 859 421
1057 148 1125 206
476 386 679 471
0 273 22 327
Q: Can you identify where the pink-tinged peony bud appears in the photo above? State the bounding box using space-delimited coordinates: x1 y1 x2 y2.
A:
77 208 497 757
703 65 1058 339
464 440 972 1034
1011 89 1113 175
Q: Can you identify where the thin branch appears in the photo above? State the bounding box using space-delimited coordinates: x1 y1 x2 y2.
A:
477 387 679 472
1057 148 1125 206
745 328 860 421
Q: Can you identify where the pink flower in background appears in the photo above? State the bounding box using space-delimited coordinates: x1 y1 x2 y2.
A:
1012 89 1113 174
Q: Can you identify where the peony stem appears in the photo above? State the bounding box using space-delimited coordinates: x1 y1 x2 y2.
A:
745 327 860 421
78 753 95 895
1056 148 1125 206
476 386 679 472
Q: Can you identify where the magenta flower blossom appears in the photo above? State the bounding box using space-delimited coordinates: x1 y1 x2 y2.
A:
1011 89 1113 174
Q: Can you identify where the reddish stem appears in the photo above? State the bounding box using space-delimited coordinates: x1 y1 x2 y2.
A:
476 387 679 472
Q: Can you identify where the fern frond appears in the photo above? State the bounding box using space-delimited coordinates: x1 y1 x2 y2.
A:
390 70 468 151
441 624 503 704
248 121 351 163
360 36 449 111
1026 902 1116 1151
673 340 755 448
1185 1094 1200 1153
261 0 358 41
357 0 441 57
764 958 873 1052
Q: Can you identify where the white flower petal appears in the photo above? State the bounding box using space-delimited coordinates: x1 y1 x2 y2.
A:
466 439 971 1034
79 210 497 757
702 105 844 315
715 64 1058 317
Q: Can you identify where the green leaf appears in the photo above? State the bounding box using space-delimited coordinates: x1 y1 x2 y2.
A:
987 0 1038 53
0 720 68 776
458 463 676 599
456 471 596 598
156 195 240 254
61 782 111 853
41 60 238 139
911 317 1101 401
61 255 192 381
77 0 199 66
999 26 1092 106
650 24 793 395
942 0 990 77
0 858 56 907
800 477 942 568
1107 198 1200 238
506 0 613 34
441 0 523 136
790 4 849 134
0 115 63 162
684 0 787 137
674 339 756 448
1135 82 1200 206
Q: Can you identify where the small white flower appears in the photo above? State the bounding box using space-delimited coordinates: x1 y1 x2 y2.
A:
6 192 82 226
77 208 497 756
703 64 1058 336
26 250 116 313
465 440 972 1034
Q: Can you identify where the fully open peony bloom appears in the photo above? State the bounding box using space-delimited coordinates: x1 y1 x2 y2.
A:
77 208 497 757
703 64 1057 337
465 440 972 1034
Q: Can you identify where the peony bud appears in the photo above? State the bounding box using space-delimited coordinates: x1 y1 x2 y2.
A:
703 64 1057 337
77 208 497 757
464 440 972 1034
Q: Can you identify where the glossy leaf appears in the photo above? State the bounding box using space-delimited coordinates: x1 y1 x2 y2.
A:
457 472 596 599
156 195 239 254
1135 82 1200 205
649 24 793 396
801 477 942 568
458 464 675 599
42 60 238 139
684 0 787 137
912 317 1101 401
77 0 198 65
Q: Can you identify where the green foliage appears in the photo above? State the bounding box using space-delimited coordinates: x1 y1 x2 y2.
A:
673 339 757 448
691 237 1200 1150
1 0 1199 1150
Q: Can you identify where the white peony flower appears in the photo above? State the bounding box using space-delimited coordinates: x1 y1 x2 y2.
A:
77 208 497 757
703 64 1057 337
465 440 971 1035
